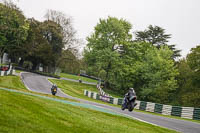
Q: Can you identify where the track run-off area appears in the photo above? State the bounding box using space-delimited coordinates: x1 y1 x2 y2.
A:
19 72 200 133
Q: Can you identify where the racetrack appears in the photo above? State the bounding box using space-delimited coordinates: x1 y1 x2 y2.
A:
21 72 200 133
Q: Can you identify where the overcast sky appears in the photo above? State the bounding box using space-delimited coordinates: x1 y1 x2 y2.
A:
15 0 200 57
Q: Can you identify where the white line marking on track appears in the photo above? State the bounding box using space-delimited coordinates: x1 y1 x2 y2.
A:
20 72 32 91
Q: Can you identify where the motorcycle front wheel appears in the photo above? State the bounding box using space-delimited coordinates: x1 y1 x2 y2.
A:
121 104 126 110
128 102 134 112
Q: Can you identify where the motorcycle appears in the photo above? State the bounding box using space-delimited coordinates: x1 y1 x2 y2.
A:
51 85 57 96
121 93 137 112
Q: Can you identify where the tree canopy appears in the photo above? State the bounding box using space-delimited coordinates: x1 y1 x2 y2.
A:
0 1 29 62
84 16 132 88
84 17 178 103
135 25 181 59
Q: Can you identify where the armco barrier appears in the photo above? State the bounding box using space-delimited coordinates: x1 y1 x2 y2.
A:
181 107 194 119
135 101 140 109
146 102 155 112
139 101 147 111
162 105 172 115
0 65 15 76
171 106 182 117
154 103 163 114
84 90 200 121
193 108 200 120
0 69 15 76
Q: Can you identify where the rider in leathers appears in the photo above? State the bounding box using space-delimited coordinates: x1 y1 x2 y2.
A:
124 88 137 107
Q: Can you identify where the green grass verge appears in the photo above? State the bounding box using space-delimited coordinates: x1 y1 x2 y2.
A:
15 70 24 73
0 89 177 133
0 75 27 90
60 73 98 83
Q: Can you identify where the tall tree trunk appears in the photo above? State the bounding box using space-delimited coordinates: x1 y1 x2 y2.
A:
105 61 111 89
0 49 5 65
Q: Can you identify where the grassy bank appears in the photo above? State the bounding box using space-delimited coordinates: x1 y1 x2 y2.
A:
49 79 106 103
0 89 177 133
0 75 26 90
60 73 98 83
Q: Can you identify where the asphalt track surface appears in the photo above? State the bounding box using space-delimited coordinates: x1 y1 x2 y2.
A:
21 72 200 133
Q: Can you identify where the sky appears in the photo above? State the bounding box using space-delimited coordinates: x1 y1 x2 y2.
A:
13 0 200 57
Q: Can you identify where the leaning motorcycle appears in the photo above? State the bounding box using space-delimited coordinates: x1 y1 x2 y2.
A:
51 85 57 96
121 94 137 112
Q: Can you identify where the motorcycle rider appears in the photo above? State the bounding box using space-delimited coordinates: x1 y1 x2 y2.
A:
51 84 57 95
124 88 137 107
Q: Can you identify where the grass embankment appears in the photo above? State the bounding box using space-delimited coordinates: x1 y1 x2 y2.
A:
49 79 113 105
0 89 177 133
15 70 24 73
60 73 98 83
50 79 200 124
0 75 26 90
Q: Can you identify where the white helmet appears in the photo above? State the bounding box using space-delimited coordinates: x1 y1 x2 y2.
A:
129 88 135 93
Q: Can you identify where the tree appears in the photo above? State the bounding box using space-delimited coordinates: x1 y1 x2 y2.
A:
120 42 179 103
57 49 81 74
172 45 200 107
135 25 181 59
84 17 132 88
44 10 78 51
23 18 50 70
135 25 171 47
24 18 64 72
187 45 200 72
186 45 200 107
139 46 178 103
0 1 29 63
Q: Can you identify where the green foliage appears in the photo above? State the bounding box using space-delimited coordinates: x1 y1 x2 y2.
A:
0 2 29 60
174 45 200 107
84 16 132 88
138 46 178 103
119 42 178 103
135 25 181 59
23 61 33 70
57 50 81 74
135 25 171 46
84 17 178 103
187 45 200 72
24 19 64 71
